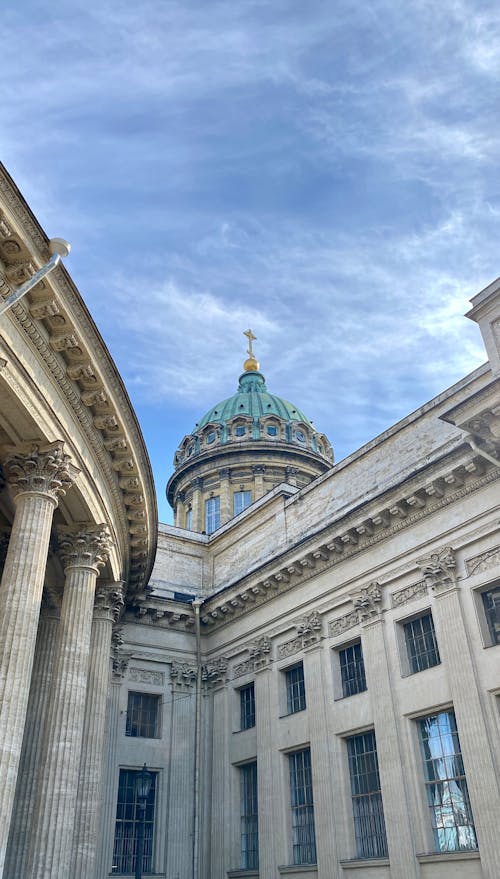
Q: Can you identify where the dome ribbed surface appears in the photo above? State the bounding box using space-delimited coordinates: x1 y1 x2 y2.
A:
195 372 313 430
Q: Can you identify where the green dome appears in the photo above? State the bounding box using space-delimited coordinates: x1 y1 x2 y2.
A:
195 371 313 430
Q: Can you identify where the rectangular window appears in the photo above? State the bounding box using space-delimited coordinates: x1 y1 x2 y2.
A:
482 584 500 645
347 731 388 859
234 490 252 516
125 693 160 739
418 710 477 852
112 768 157 874
339 642 367 697
240 683 256 730
286 663 306 714
205 496 220 534
288 748 317 865
240 762 259 870
404 612 440 673
185 507 193 530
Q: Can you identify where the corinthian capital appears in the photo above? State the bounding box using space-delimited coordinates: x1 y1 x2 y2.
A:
417 546 457 594
94 581 124 621
2 441 78 502
57 524 112 573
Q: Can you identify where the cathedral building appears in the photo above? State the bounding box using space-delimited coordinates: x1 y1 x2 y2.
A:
0 163 499 879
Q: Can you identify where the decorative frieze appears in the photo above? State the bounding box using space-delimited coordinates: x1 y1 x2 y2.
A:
129 667 164 685
328 609 359 637
417 546 457 594
278 612 322 658
465 545 500 577
391 580 428 608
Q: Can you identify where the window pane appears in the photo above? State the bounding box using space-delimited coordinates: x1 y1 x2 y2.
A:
234 491 252 516
240 683 256 730
289 749 317 864
286 664 306 714
205 496 220 534
482 585 500 644
339 642 367 697
404 613 440 673
112 769 157 874
125 693 160 739
240 762 259 869
418 710 477 852
347 731 388 858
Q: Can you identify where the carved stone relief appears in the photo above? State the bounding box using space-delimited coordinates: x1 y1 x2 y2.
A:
465 545 500 577
129 667 164 685
391 580 428 608
417 546 457 594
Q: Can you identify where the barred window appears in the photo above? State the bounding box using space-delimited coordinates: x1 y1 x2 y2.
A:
286 663 306 714
347 731 388 858
339 642 367 697
112 769 157 874
126 693 160 739
288 748 317 865
240 683 256 730
240 762 259 869
482 584 500 645
234 490 252 516
418 710 477 853
205 496 220 534
404 613 440 673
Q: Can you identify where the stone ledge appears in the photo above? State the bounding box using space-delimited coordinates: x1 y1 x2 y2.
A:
278 865 318 875
227 870 259 878
340 858 390 869
416 849 480 863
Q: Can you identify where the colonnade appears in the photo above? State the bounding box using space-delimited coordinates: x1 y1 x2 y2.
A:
0 441 124 879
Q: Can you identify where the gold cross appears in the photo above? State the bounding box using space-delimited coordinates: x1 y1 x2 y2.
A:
243 328 257 358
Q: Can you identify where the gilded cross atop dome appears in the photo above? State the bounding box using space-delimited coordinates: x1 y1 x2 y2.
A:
243 329 260 372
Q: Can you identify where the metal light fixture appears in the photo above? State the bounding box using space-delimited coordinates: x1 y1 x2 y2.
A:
0 237 71 316
134 763 152 879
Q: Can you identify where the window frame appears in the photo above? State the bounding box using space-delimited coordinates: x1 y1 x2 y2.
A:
125 691 161 739
346 729 388 859
288 747 317 865
112 768 158 875
239 761 259 870
239 682 256 731
233 489 252 517
337 640 367 698
284 662 306 715
205 495 220 534
396 609 441 676
474 581 500 647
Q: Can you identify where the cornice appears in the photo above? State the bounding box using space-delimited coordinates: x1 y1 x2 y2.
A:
198 450 499 629
0 168 157 597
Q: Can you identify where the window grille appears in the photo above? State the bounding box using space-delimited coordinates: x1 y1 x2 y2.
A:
205 496 220 534
125 693 160 739
286 664 306 714
347 731 388 858
418 710 477 852
112 769 157 874
482 585 500 644
240 762 259 869
339 642 367 697
404 613 440 673
234 490 252 516
240 683 256 730
288 748 317 865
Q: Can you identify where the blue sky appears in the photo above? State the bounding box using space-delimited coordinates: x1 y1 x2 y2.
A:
3 0 499 522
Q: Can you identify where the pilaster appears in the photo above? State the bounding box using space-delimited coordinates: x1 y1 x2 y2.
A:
219 467 231 524
252 465 266 500
358 584 419 878
0 441 76 879
255 667 281 879
27 524 111 879
191 477 203 531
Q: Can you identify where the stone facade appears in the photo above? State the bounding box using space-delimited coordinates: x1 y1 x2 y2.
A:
0 163 500 879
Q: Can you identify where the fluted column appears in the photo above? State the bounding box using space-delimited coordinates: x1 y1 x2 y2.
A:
71 582 124 879
28 524 111 879
4 607 59 879
0 441 76 878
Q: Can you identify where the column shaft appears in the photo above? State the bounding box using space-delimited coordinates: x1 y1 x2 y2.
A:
4 612 59 879
0 491 56 875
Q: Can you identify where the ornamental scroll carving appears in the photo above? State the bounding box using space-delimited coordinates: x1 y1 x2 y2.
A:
233 637 271 679
465 546 500 577
391 580 428 608
202 657 228 686
170 661 198 690
129 667 164 685
2 441 78 502
93 582 124 621
111 626 131 680
352 582 382 621
278 612 322 659
417 547 457 594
